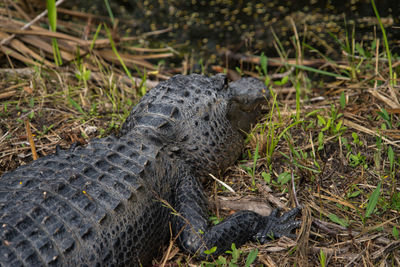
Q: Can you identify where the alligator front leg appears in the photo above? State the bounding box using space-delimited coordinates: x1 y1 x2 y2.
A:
172 174 301 259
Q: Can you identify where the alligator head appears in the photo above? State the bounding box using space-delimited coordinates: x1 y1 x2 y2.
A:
224 76 269 133
119 74 269 173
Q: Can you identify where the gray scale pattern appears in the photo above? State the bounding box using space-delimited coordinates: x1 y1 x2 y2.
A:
0 74 301 266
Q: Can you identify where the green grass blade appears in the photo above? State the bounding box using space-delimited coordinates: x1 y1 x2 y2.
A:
365 182 381 218
104 24 136 84
46 0 62 66
319 249 326 267
327 31 347 52
295 81 300 121
68 96 85 115
46 0 56 31
260 53 267 75
104 0 115 25
90 24 103 51
388 146 394 172
52 38 62 66
328 213 349 227
269 58 348 79
371 0 393 86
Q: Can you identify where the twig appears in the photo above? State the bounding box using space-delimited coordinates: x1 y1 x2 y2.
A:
1 0 67 45
0 68 35 75
24 119 38 160
312 218 346 235
344 119 400 148
289 149 300 207
270 66 295 79
209 173 236 194
289 17 302 65
343 248 366 267
0 90 16 99
374 32 379 91
222 50 335 67
160 223 174 267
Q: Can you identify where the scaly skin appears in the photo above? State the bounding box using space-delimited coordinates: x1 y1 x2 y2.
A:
0 74 301 266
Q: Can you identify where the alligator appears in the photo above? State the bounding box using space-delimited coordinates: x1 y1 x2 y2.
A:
0 74 301 266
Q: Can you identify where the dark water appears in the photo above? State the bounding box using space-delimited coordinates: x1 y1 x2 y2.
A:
63 0 400 61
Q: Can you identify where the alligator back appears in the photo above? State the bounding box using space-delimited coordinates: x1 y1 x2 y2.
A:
0 132 174 266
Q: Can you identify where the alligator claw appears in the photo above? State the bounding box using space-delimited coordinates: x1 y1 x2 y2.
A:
254 206 302 243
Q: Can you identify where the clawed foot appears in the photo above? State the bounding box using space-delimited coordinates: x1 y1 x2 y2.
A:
254 206 302 243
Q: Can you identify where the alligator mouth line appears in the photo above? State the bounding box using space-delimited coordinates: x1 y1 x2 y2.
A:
239 98 268 113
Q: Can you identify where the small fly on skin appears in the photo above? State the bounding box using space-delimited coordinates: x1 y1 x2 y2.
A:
83 190 94 201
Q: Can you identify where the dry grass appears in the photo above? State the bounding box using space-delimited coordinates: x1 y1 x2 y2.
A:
1 2 400 267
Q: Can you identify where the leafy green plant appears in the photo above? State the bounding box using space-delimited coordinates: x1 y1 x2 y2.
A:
390 192 400 212
377 108 392 129
351 132 363 147
37 124 55 137
317 105 346 136
27 111 34 120
277 171 292 185
261 171 271 184
245 249 258 267
292 147 309 161
273 75 289 86
234 67 243 77
75 51 91 86
201 243 239 267
279 147 321 175
348 152 367 169
341 133 367 169
201 245 258 267
203 246 217 256
67 95 86 115
89 103 99 117
224 243 241 267
252 88 303 167
278 145 320 178
315 105 347 151
328 213 349 227
256 53 270 86
209 216 223 225
346 185 362 199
